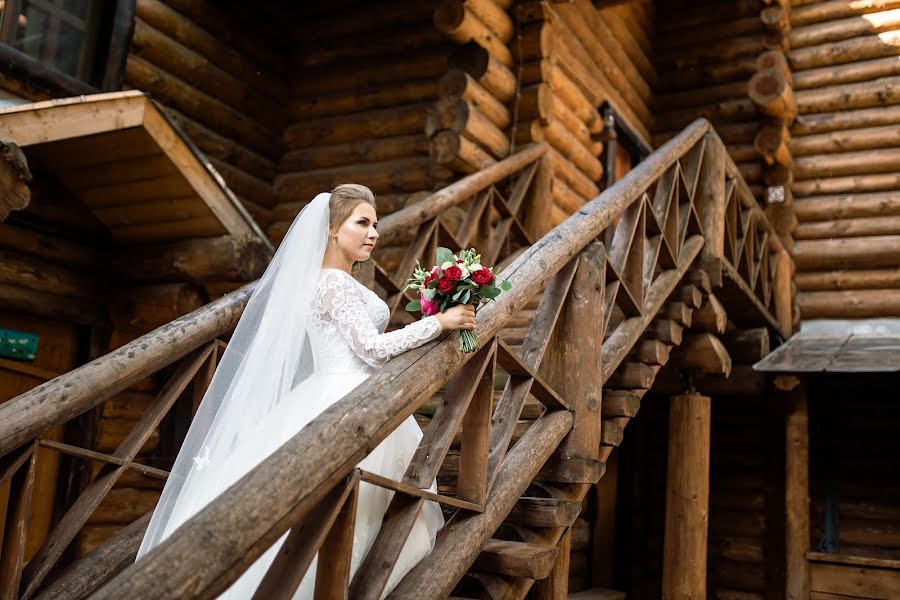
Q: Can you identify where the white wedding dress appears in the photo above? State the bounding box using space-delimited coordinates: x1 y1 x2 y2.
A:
152 269 445 598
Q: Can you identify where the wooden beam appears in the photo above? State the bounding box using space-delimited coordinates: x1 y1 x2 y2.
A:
672 333 733 376
784 380 809 600
662 393 711 600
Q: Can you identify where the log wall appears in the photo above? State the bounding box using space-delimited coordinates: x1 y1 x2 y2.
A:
622 389 776 600
515 0 655 228
788 0 900 319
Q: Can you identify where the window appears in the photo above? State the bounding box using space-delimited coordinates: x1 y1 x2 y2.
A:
0 0 133 93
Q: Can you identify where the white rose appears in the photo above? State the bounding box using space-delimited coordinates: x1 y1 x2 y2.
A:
470 263 483 272
441 261 454 269
458 265 470 278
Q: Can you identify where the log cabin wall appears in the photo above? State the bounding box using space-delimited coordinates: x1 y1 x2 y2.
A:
788 0 900 320
515 0 655 229
123 0 289 233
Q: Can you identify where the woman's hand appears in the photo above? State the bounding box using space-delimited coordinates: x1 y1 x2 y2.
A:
435 304 476 332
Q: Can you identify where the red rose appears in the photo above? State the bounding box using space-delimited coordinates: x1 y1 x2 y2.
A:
444 265 463 281
438 277 455 294
472 268 494 285
424 271 437 286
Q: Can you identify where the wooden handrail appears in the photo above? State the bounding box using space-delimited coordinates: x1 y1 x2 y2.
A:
0 144 549 458
91 120 712 599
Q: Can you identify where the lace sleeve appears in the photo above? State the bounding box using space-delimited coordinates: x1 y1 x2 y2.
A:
318 271 442 367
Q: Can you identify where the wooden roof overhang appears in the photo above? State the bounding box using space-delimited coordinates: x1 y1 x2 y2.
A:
754 331 900 373
0 91 271 250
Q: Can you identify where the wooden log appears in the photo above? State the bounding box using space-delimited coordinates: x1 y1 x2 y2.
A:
793 235 900 269
654 80 753 113
112 235 270 284
124 56 279 159
672 334 732 376
207 157 276 209
657 34 767 69
292 0 437 43
653 98 758 133
798 289 900 317
520 60 604 133
283 102 429 149
749 69 797 122
791 0 900 27
791 124 900 157
431 129 496 172
789 30 900 70
555 1 652 114
434 0 514 67
449 42 516 102
280 134 429 172
783 383 809 600
0 143 31 222
293 24 444 70
0 223 100 270
163 108 275 181
129 18 281 131
517 83 554 124
520 120 603 180
289 79 439 122
795 54 900 90
439 69 510 129
762 5 790 50
791 7 900 48
657 16 762 52
548 148 600 200
793 172 900 196
757 50 792 84
657 0 761 31
427 98 510 158
692 294 727 334
0 248 98 299
109 283 206 332
663 393 711 600
135 0 283 101
0 283 104 326
795 215 900 239
597 6 656 85
274 158 448 202
552 178 586 214
290 54 448 98
723 328 770 364
794 147 900 179
796 268 900 291
793 104 900 136
796 77 900 115
755 124 793 168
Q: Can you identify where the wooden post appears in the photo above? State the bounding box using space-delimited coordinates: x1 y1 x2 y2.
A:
695 133 726 284
784 378 809 600
533 527 571 599
662 392 711 600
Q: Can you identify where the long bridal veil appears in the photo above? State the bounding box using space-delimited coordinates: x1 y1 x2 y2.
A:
137 193 331 556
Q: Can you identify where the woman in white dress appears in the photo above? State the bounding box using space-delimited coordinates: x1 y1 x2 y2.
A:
136 185 476 597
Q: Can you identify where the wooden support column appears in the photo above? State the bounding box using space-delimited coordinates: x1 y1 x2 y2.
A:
662 392 711 600
783 377 809 600
695 133 726 285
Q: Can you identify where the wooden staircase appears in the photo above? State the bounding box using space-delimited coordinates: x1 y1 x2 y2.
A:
0 119 792 599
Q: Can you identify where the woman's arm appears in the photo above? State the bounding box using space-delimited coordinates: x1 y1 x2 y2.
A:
319 271 442 366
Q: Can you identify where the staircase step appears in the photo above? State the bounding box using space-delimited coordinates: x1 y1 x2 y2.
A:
474 539 558 579
569 588 626 600
505 497 582 528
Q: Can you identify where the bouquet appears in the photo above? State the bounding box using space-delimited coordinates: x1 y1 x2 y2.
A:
404 247 512 352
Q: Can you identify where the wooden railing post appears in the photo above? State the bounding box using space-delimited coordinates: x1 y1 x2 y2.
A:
695 132 727 285
543 242 605 481
783 378 809 600
523 154 554 240
662 392 711 600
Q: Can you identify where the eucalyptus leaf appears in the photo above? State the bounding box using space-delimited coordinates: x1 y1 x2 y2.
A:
452 289 463 301
423 288 437 301
462 289 471 304
500 280 512 291
436 247 454 266
480 286 501 299
406 300 421 312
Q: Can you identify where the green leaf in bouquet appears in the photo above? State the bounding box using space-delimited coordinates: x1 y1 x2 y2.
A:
500 280 512 291
423 288 437 301
480 285 501 299
436 247 455 266
462 289 471 304
406 299 421 312
452 288 463 301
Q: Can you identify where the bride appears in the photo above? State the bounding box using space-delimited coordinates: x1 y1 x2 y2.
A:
136 184 477 597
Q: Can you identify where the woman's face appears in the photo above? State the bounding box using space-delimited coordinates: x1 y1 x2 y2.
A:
333 202 379 262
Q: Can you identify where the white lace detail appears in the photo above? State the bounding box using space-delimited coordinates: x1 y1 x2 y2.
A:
309 269 442 371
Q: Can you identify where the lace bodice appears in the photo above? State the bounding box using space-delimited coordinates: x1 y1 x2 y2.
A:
308 269 442 374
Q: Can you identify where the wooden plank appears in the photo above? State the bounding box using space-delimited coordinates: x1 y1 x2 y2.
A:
0 444 36 600
37 440 169 480
808 553 900 570
314 476 359 600
505 497 582 528
496 338 568 410
0 92 147 146
457 349 495 506
809 561 900 599
357 469 481 513
473 539 559 579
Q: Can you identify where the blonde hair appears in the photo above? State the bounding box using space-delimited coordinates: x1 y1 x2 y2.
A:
329 184 376 230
